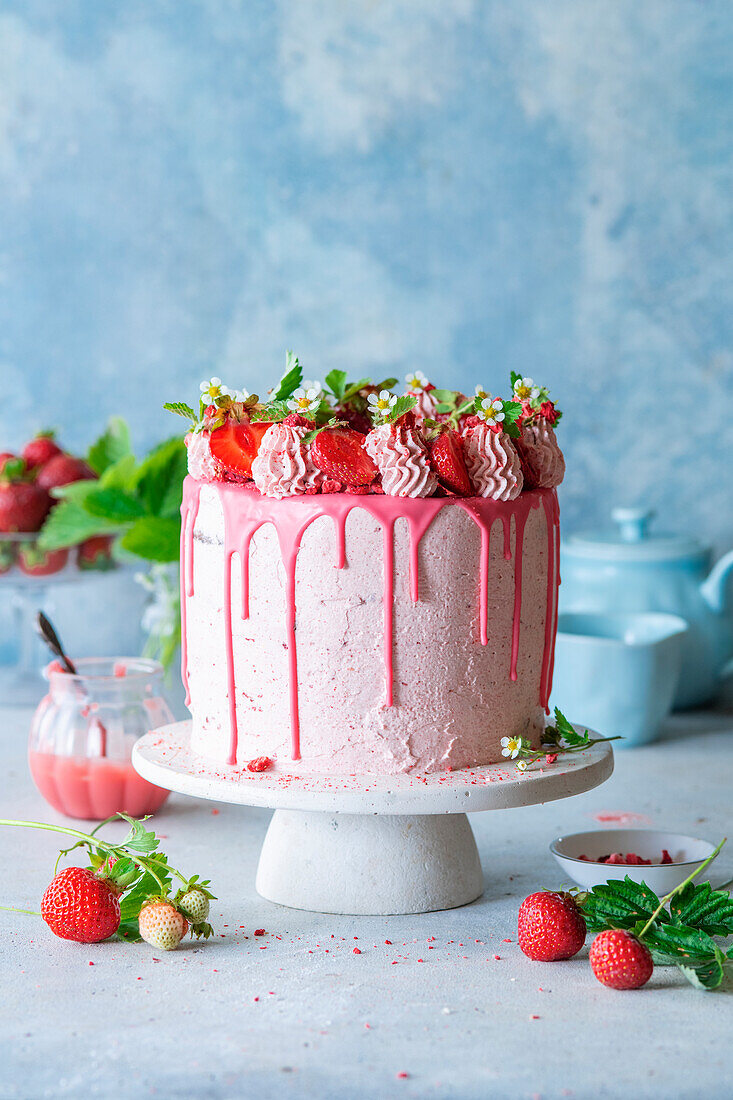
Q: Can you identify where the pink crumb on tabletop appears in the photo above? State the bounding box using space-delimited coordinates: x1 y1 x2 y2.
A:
246 756 274 773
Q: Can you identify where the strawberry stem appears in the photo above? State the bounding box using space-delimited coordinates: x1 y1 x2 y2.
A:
0 904 40 916
637 837 726 940
0 818 169 893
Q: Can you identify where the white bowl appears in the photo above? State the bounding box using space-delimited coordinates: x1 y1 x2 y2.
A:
550 829 718 893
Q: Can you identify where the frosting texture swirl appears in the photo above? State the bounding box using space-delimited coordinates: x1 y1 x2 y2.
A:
251 423 323 499
462 424 524 500
516 418 565 489
365 423 438 498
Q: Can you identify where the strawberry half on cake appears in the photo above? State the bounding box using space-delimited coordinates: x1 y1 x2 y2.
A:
165 362 564 776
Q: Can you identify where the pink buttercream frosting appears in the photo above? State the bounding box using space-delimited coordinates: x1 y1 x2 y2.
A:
516 418 566 489
462 424 524 500
185 431 225 483
365 422 438 498
251 422 323 499
410 387 439 420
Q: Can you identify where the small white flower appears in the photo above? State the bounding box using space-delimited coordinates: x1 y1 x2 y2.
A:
367 389 398 420
500 736 520 760
474 384 490 401
477 397 505 424
516 759 528 772
513 376 540 402
405 370 429 392
200 376 223 403
301 379 323 398
229 388 249 403
287 387 321 415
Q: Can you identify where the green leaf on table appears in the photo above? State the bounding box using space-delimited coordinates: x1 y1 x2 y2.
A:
272 351 303 401
87 416 132 476
640 921 717 961
85 488 146 523
668 881 733 937
133 437 187 518
120 516 181 562
579 877 663 932
37 501 121 551
678 946 727 991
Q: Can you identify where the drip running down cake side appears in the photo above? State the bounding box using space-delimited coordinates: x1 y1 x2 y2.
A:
169 364 565 776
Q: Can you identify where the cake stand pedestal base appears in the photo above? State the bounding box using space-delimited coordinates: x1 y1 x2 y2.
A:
256 810 483 915
133 721 613 916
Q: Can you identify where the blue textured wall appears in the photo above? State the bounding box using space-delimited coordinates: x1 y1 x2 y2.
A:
1 1 732 547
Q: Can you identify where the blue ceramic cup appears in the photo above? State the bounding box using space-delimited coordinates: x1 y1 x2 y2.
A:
550 612 689 747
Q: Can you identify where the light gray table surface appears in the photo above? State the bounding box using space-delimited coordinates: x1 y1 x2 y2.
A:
1 704 732 1100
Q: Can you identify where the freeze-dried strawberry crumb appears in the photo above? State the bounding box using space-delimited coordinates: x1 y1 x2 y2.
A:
545 753 558 765
321 478 342 493
247 756 273 773
353 947 361 955
254 928 266 936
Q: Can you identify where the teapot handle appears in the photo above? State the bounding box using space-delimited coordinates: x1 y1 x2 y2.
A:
700 548 733 615
611 507 655 543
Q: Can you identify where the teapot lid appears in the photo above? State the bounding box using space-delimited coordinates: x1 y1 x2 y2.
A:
564 508 707 562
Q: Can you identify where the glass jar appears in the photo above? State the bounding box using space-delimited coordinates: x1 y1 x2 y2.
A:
29 658 173 820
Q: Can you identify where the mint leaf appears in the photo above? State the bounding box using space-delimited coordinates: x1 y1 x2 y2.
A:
325 370 347 401
87 417 132 476
133 438 187 518
387 394 417 423
273 351 303 401
580 877 663 931
669 881 733 937
37 501 121 551
85 488 146 523
163 401 197 424
120 516 180 562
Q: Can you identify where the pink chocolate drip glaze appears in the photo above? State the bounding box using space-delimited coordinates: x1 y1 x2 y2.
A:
180 478 560 766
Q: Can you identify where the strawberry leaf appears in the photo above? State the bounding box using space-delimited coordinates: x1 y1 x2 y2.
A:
579 877 663 931
387 394 417 423
117 814 160 855
85 489 146 523
37 502 121 551
677 946 727 990
163 401 198 424
272 352 303 401
341 378 372 403
133 437 188 518
120 517 181 562
87 417 133 476
510 371 521 388
324 370 347 401
668 881 733 937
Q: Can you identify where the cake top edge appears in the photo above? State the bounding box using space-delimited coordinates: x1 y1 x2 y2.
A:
166 357 565 501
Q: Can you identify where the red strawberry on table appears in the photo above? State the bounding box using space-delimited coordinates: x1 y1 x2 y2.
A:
41 866 122 943
311 427 377 487
210 419 273 478
428 428 473 496
18 544 69 577
517 891 587 961
36 454 95 492
589 929 654 990
77 535 114 570
0 481 52 533
22 432 63 470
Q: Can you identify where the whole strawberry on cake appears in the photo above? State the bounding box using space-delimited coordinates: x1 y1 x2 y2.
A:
166 359 565 775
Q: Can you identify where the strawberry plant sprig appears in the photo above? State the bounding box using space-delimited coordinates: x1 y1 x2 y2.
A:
503 707 621 771
575 839 730 990
0 815 216 947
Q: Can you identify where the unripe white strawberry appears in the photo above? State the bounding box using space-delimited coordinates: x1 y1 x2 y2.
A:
178 888 210 924
138 901 188 951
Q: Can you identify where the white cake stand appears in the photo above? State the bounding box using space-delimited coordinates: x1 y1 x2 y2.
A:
133 721 613 915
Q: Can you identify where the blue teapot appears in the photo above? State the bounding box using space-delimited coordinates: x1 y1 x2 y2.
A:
559 507 733 709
